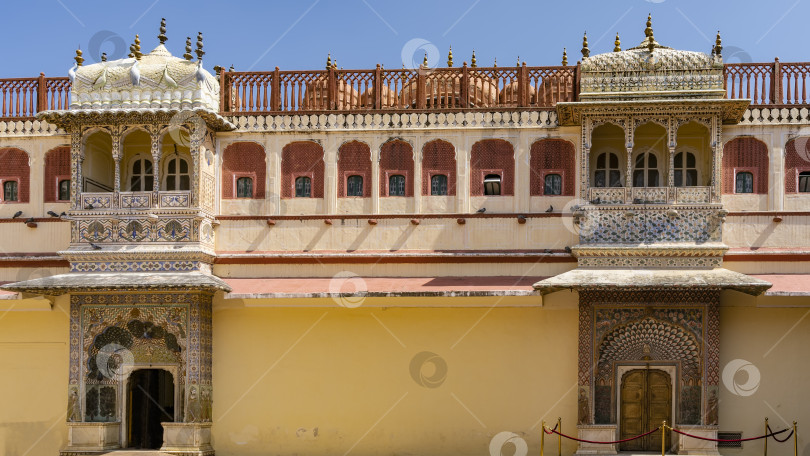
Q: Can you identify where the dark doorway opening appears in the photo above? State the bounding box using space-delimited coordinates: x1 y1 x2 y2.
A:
127 368 174 449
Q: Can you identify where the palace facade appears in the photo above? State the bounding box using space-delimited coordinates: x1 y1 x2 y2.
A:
0 16 809 456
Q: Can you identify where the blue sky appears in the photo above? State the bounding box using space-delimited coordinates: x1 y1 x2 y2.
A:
1 0 806 77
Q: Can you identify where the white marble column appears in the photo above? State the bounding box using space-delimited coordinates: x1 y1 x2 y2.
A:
371 139 380 214
325 136 338 214
456 137 470 213
150 129 162 193
267 136 280 215
413 137 423 213
771 133 785 211
70 128 84 210
515 131 530 213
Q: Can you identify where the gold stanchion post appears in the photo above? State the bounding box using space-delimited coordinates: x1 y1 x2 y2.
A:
793 421 797 456
541 421 545 456
765 417 769 456
558 417 562 456
661 421 667 456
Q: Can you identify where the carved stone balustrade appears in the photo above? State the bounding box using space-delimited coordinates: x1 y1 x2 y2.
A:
587 187 712 205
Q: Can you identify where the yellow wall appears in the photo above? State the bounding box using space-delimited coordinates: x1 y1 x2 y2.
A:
0 296 69 456
1 291 810 456
718 293 810 455
211 293 579 456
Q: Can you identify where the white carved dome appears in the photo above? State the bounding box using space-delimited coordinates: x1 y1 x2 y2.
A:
69 44 220 112
581 47 720 74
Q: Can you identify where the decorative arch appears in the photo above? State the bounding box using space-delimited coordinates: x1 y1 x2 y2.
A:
422 139 456 196
44 146 71 202
0 147 31 202
530 139 575 196
379 139 414 197
222 142 266 199
281 141 324 198
785 137 810 193
337 140 371 198
470 139 515 196
722 137 769 194
597 317 701 384
595 316 704 426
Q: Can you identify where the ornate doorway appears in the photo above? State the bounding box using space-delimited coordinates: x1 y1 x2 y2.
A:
619 369 671 452
127 369 175 449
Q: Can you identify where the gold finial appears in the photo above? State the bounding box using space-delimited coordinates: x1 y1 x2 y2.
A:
493 57 497 68
195 32 205 60
101 52 107 62
332 58 337 70
326 53 332 70
581 31 590 58
614 33 621 52
516 56 520 67
128 43 134 58
715 31 723 56
645 13 653 38
213 65 222 77
447 46 453 67
183 37 192 61
134 34 142 59
471 50 477 68
158 17 167 44
74 47 84 66
229 64 235 72
423 52 428 67
562 48 568 66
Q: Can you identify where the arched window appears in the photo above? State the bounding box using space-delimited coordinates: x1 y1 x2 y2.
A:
295 176 311 197
236 176 253 198
347 175 364 196
735 172 754 193
431 174 448 196
484 174 502 195
633 152 660 187
389 174 406 196
164 156 190 191
799 171 810 193
3 181 18 201
674 151 698 187
129 156 154 191
58 179 71 201
544 174 562 195
595 152 621 187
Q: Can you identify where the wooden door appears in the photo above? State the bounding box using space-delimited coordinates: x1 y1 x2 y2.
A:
619 369 672 451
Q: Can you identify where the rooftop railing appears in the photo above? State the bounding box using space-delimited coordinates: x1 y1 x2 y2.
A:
221 64 576 115
0 73 70 120
1 60 809 120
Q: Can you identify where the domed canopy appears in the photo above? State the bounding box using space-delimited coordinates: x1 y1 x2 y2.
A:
39 24 232 131
69 44 220 112
303 76 360 110
578 15 724 101
400 70 498 108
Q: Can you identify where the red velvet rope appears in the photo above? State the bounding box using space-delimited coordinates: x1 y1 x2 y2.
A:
548 427 660 444
670 427 790 442
767 425 796 443
542 422 559 435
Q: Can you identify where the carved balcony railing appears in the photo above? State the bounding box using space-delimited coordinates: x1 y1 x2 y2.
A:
2 61 810 120
220 65 577 115
588 186 712 205
79 191 192 210
724 60 810 107
0 74 70 120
